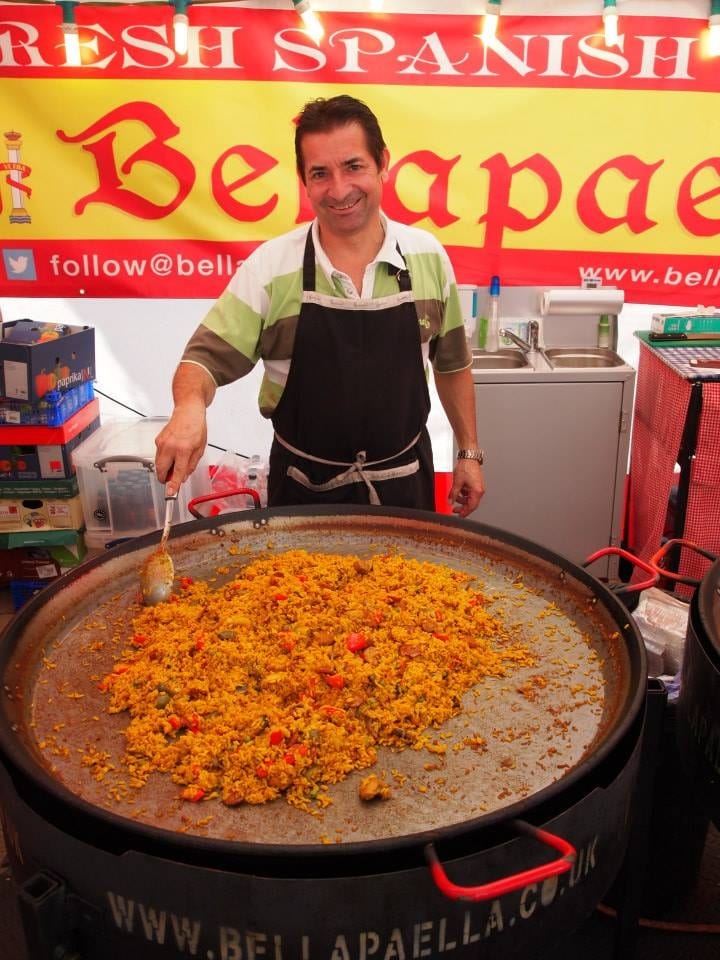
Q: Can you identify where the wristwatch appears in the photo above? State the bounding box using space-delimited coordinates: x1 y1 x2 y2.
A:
456 448 485 464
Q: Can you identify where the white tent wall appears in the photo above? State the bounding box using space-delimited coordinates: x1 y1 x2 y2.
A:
0 0 713 467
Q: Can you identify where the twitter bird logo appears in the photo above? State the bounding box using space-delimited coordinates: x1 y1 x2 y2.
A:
8 255 28 274
2 249 36 281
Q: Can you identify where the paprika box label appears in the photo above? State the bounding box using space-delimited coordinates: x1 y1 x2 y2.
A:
0 320 95 402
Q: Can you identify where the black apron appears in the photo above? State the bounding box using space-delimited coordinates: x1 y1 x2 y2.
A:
268 229 434 509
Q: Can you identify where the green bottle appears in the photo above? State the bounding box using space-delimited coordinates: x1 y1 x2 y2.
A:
597 314 611 348
476 314 488 349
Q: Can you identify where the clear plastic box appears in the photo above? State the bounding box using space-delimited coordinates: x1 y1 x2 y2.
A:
70 417 209 541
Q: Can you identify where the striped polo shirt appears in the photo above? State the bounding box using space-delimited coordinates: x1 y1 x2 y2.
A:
182 216 470 418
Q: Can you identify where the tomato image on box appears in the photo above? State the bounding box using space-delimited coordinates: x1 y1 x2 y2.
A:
0 320 95 402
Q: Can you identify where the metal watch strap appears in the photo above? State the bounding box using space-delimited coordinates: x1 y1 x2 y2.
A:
456 448 484 464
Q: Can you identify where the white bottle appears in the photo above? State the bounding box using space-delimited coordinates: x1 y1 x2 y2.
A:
485 275 501 352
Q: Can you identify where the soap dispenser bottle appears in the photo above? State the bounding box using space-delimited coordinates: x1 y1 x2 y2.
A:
485 275 501 353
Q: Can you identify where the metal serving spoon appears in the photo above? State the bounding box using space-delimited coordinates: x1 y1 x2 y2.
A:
140 492 177 606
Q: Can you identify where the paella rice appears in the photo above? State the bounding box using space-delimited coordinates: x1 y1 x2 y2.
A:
99 549 535 811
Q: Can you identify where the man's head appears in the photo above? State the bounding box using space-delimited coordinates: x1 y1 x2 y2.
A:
295 95 386 184
294 95 390 244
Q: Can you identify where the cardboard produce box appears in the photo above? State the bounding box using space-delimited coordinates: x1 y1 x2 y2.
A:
651 312 720 335
0 528 87 567
0 494 84 532
0 416 100 480
0 319 95 402
0 547 60 584
0 477 80 499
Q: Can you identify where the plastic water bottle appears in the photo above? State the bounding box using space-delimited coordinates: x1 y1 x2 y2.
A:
245 454 267 507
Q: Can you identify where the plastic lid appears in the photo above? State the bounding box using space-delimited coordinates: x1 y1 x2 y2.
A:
490 275 501 296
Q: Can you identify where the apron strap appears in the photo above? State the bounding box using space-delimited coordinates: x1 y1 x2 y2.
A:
394 252 411 292
302 229 315 292
274 431 422 505
286 459 420 506
303 227 411 293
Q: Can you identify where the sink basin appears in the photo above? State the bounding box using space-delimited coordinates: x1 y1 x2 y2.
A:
544 347 626 368
472 348 530 370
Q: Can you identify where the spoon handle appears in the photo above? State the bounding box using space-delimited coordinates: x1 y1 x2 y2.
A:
160 494 176 548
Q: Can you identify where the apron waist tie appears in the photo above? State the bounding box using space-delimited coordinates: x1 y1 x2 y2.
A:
274 432 422 506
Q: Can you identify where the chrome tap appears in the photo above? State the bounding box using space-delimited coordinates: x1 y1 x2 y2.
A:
527 318 540 350
498 328 528 352
499 319 541 355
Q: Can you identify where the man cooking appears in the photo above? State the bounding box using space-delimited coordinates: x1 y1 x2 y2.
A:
155 94 485 517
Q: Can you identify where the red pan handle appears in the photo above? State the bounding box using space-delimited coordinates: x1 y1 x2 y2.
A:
582 546 658 594
187 487 261 519
425 819 576 902
649 538 719 587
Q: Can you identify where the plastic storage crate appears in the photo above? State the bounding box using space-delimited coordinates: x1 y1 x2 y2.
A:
10 577 56 610
0 382 95 426
71 417 209 542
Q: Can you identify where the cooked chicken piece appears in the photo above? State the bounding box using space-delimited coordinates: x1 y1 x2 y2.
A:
358 773 392 801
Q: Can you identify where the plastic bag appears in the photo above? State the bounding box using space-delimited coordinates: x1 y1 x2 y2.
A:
632 587 690 677
204 450 268 515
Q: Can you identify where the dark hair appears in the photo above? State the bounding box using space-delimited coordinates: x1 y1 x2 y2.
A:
294 95 386 183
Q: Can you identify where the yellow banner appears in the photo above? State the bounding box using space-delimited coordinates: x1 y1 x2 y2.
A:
1 7 718 302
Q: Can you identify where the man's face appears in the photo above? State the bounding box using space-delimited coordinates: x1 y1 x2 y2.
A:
299 121 389 241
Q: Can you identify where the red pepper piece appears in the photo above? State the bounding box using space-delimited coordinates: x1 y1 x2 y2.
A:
131 634 149 647
324 673 345 689
181 786 205 803
345 632 369 653
269 729 284 746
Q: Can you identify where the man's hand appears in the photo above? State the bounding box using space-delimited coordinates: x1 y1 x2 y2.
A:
155 402 208 498
448 459 485 518
155 363 216 497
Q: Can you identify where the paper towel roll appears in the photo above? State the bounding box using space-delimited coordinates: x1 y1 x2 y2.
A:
541 288 624 316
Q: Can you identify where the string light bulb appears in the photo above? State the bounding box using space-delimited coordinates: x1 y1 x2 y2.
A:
603 0 620 48
481 0 502 43
58 1 81 67
172 0 190 57
292 0 324 45
709 0 720 56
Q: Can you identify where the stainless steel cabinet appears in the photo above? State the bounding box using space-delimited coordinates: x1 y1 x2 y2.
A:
466 369 635 579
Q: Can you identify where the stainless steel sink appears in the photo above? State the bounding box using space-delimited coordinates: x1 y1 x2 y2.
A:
472 348 530 370
544 347 626 368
